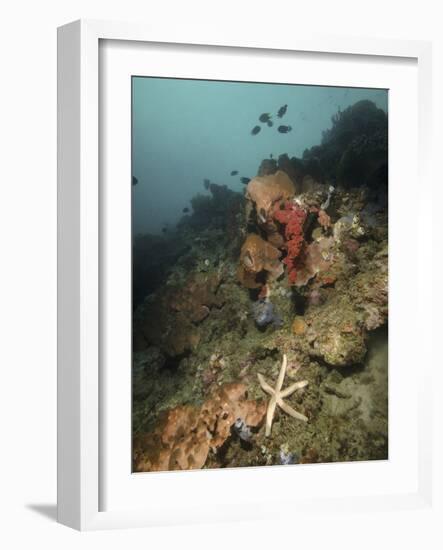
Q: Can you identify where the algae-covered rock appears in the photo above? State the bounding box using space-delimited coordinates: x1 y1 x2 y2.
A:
138 270 225 357
312 327 366 367
286 285 368 367
133 347 166 401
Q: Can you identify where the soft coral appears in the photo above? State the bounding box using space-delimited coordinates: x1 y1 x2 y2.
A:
273 202 307 284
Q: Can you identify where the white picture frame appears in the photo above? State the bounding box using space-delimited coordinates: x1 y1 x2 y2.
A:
57 19 433 531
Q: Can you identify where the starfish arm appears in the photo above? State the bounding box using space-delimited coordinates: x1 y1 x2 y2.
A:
275 354 287 393
280 380 309 398
257 373 275 396
265 397 277 437
277 398 308 422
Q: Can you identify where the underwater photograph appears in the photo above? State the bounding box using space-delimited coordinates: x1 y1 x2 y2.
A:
131 77 388 472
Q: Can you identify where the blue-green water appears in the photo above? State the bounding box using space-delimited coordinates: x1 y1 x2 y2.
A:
132 77 387 235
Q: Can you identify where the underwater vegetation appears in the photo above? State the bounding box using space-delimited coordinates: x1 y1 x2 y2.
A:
132 96 389 472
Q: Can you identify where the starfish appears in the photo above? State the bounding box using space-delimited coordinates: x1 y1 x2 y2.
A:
258 354 308 437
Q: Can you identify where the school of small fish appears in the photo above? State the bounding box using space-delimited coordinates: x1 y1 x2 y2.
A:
136 102 300 227
250 104 292 136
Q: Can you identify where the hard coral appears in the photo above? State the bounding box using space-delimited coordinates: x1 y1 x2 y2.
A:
134 383 266 472
237 233 283 288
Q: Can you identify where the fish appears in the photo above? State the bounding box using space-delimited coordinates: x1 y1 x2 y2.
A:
230 170 239 176
162 227 168 234
203 178 211 189
182 207 189 213
132 176 138 186
259 113 272 123
267 120 273 127
277 125 292 133
240 177 251 185
251 125 261 135
277 104 288 118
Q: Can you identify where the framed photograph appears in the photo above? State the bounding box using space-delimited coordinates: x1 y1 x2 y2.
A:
57 20 433 530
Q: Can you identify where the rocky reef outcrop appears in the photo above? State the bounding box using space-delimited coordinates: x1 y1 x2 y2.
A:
135 270 226 357
303 99 388 189
251 101 388 194
132 99 389 471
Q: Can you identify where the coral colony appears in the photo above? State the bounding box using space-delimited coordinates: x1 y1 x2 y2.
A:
273 200 307 285
132 96 389 472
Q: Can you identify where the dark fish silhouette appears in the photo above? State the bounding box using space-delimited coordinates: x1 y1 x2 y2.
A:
240 177 251 185
267 120 273 127
278 125 292 133
277 104 288 118
259 113 272 123
132 176 138 186
162 227 168 234
182 207 189 213
230 170 239 176
203 178 211 189
251 125 261 135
